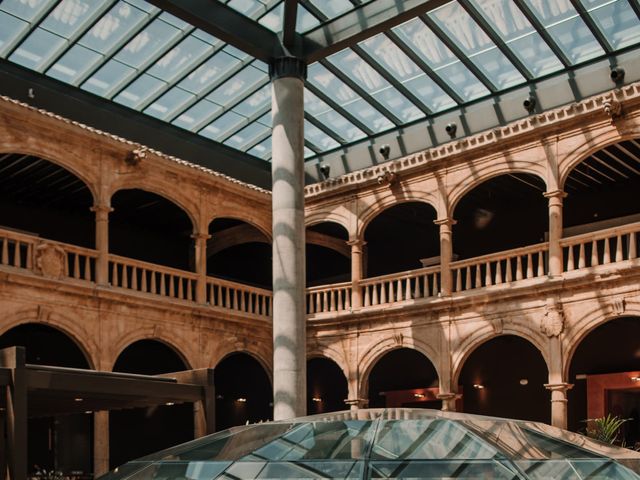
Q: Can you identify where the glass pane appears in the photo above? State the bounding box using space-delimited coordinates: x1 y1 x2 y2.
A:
373 88 425 122
179 51 242 95
259 3 283 32
227 0 269 18
206 66 267 107
114 18 182 69
360 34 455 111
146 35 215 82
392 18 489 101
113 74 166 109
304 146 315 158
304 89 333 116
40 0 95 37
200 111 246 141
342 98 394 132
79 2 148 55
523 0 604 63
257 112 271 127
369 460 521 479
581 0 640 49
145 87 195 120
296 4 321 33
1 0 55 22
0 12 28 55
81 59 135 96
247 137 272 160
173 99 222 131
314 110 367 142
308 0 353 19
47 43 102 83
10 28 65 70
429 2 524 88
233 84 271 117
224 122 269 150
470 0 563 76
305 120 341 150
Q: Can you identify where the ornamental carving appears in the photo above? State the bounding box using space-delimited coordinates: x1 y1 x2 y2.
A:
541 302 565 337
35 243 66 279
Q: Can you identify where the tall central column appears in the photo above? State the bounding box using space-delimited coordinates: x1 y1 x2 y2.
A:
270 56 307 420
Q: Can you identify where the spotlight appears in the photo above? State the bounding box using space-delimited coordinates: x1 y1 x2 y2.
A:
445 122 457 138
631 376 640 382
610 66 625 84
519 379 529 386
379 144 391 160
312 397 322 402
473 384 485 390
237 397 247 402
413 393 425 398
165 402 175 406
319 163 330 179
523 96 536 113
74 398 83 402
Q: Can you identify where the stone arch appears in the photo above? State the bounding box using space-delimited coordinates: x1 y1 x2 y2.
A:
357 193 441 240
214 348 273 385
207 214 272 243
452 326 550 388
449 168 549 218
305 211 352 237
562 303 640 380
558 128 640 190
109 182 198 234
358 337 440 400
0 145 99 204
109 329 195 372
307 344 350 382
0 308 97 370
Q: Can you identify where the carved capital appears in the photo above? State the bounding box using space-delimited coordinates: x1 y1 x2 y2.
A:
344 398 369 408
191 232 212 241
269 56 307 81
543 190 567 200
544 382 574 399
434 217 457 227
35 242 66 279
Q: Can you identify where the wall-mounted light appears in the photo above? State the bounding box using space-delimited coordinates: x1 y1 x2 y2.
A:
413 393 425 398
519 379 529 386
379 144 391 160
85 411 92 414
319 163 330 179
523 96 536 114
237 397 247 403
74 397 83 402
312 397 322 403
473 384 485 390
445 122 457 138
631 376 640 382
610 66 625 84
216 394 224 400
165 402 175 406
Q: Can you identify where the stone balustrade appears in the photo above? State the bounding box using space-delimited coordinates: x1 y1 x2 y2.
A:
2 222 640 320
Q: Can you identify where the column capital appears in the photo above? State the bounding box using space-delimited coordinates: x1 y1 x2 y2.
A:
544 382 574 394
436 392 458 401
543 189 567 199
90 205 114 214
191 232 212 241
344 398 369 408
269 56 307 81
434 217 457 227
347 239 367 248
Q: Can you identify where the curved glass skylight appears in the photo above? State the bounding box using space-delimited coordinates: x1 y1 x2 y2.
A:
1 0 639 163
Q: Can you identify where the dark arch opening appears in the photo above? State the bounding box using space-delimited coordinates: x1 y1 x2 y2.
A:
365 202 439 277
110 189 193 270
453 174 547 259
368 348 439 408
207 218 271 288
0 153 94 247
0 323 92 476
306 222 349 286
568 316 640 444
564 139 640 231
215 353 272 430
458 335 549 423
307 357 348 414
110 340 193 468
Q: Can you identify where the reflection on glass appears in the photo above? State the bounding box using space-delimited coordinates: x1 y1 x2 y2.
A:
81 59 134 96
581 0 640 50
113 73 166 108
1 0 54 22
224 122 269 150
147 35 216 83
0 12 29 55
172 99 221 131
200 111 245 142
305 120 341 150
144 87 194 120
308 0 353 19
247 137 272 160
178 51 241 95
206 65 267 108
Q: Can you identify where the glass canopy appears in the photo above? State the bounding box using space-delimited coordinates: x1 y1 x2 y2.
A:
1 0 640 163
101 409 640 480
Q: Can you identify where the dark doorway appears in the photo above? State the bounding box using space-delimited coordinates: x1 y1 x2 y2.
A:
458 335 549 423
306 222 349 286
110 340 193 468
307 357 348 414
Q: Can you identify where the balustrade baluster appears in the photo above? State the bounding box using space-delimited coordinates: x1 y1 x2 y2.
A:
389 281 396 303
505 258 513 282
233 290 239 310
405 277 411 300
381 282 387 304
1 239 8 265
372 284 379 305
566 246 574 272
515 256 523 280
112 263 119 287
141 270 147 292
396 279 403 301
160 273 166 296
433 272 439 295
13 241 21 268
168 275 174 297
209 284 214 305
591 240 599 266
187 280 193 301
474 265 481 288
73 254 80 279
345 289 351 310
122 265 128 289
537 251 544 276
364 286 371 307
526 254 533 279
603 237 611 264
423 274 430 296
262 296 267 315
322 290 328 312
484 262 492 286
315 291 321 312
615 234 623 262
178 277 184 299
336 290 343 311
630 232 637 259
495 261 503 284
578 243 586 269
150 271 157 293
330 290 336 311
240 290 245 311
131 266 138 290
455 269 461 292
26 244 33 270
84 256 91 281
414 275 421 298
225 287 231 308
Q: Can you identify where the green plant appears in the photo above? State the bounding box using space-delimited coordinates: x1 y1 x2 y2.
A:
584 414 629 445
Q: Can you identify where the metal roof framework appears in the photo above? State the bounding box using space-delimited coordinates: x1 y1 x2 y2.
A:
0 0 640 181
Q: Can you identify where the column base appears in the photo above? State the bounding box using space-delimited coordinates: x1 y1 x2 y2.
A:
344 398 369 410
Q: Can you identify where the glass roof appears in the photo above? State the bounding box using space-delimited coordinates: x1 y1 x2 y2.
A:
1 0 640 163
100 409 640 479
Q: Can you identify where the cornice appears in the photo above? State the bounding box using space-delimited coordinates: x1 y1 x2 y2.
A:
304 81 640 200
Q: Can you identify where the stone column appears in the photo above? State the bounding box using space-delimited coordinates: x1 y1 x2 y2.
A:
544 332 573 429
270 56 307 420
437 393 457 412
94 411 109 476
348 239 366 309
434 218 456 296
192 232 211 304
91 204 113 286
544 190 567 277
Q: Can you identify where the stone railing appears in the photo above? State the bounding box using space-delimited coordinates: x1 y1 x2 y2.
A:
206 277 272 318
306 282 352 315
451 242 549 293
108 254 198 301
562 222 639 271
0 227 97 282
360 265 441 308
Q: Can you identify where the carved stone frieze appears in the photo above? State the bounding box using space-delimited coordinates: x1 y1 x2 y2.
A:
34 242 66 279
541 301 565 338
